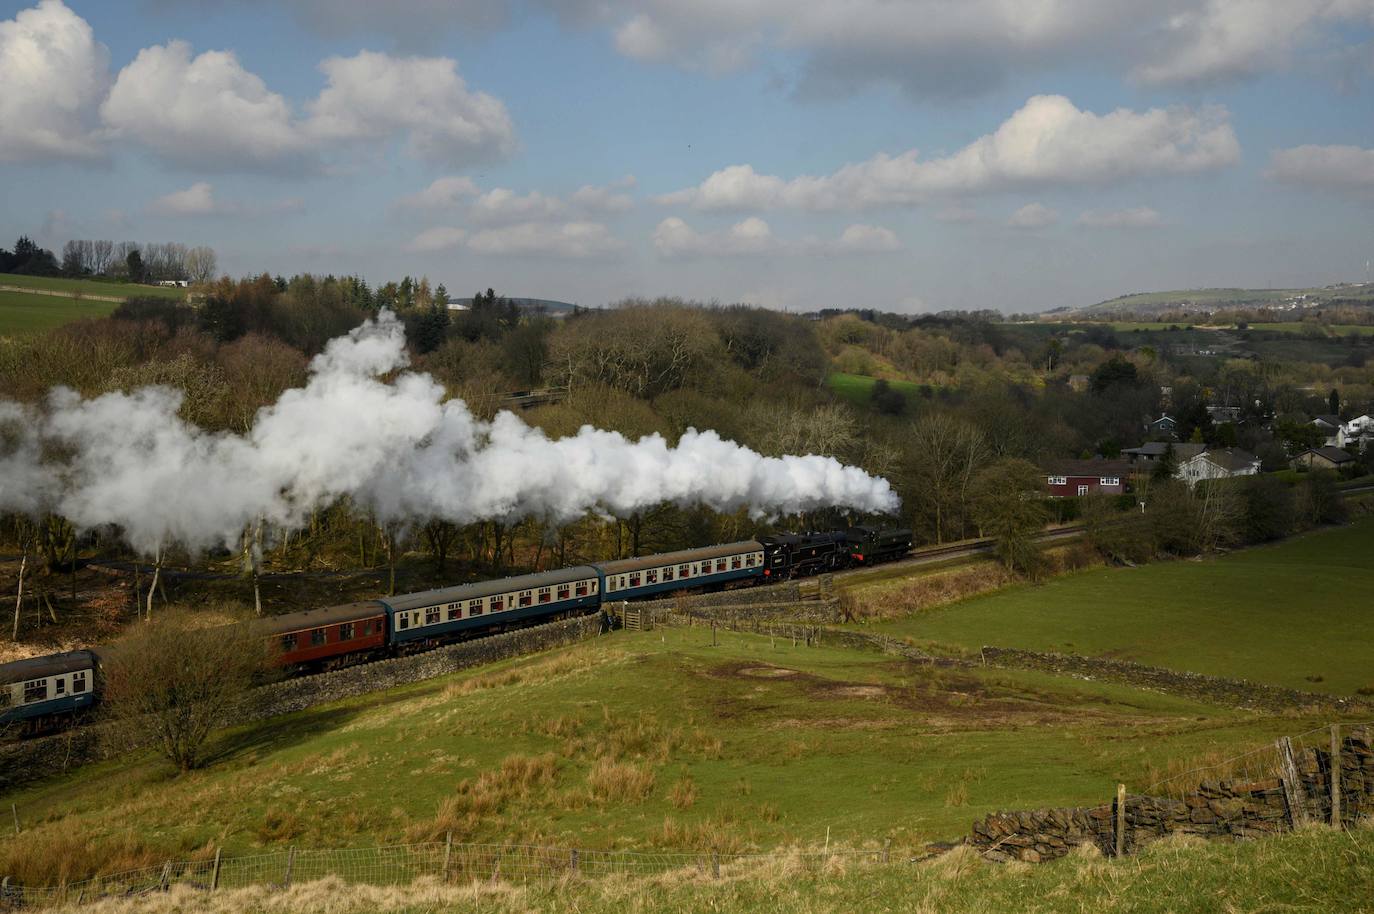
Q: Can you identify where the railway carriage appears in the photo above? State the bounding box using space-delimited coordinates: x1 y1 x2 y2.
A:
0 650 98 733
382 566 601 646
842 526 914 566
595 540 765 600
261 601 388 670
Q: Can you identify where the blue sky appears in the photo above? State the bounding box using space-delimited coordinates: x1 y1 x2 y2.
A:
2 0 1373 311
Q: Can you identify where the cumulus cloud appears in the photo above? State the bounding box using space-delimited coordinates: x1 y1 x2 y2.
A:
659 96 1239 211
466 221 624 258
469 188 565 225
1077 206 1163 228
1268 144 1374 196
570 176 637 213
397 176 481 209
1007 203 1058 229
653 217 899 257
0 311 899 558
409 226 470 252
102 40 313 171
0 0 109 163
306 50 516 166
147 182 305 217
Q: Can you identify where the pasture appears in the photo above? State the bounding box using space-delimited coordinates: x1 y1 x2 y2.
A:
826 372 929 406
0 628 1338 885
0 289 120 335
864 519 1374 695
0 272 186 300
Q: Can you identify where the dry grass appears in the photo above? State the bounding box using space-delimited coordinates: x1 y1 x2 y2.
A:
651 816 755 855
587 757 656 804
443 651 608 698
668 773 698 810
849 564 1017 621
1141 744 1280 796
0 830 216 886
410 752 559 841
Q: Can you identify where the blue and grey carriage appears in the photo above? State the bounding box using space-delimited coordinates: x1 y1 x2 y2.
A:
0 650 99 734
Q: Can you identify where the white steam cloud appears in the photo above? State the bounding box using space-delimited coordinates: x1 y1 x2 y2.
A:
0 311 899 555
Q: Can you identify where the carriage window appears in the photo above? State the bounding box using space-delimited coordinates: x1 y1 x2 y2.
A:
362 621 374 636
519 592 532 607
629 573 641 587
448 605 460 621
744 554 754 567
489 597 503 612
575 582 588 596
311 628 327 646
646 569 657 584
468 599 483 617
282 633 297 651
339 623 355 641
23 679 46 703
538 587 552 604
557 585 571 600
72 671 86 693
732 557 742 569
716 559 727 572
54 677 66 696
397 615 409 631
663 567 674 581
425 607 441 625
679 564 690 578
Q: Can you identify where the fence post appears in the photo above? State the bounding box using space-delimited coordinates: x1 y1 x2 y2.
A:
11 804 18 834
882 838 891 864
158 862 172 892
1277 737 1310 827
1114 784 1126 858
570 849 579 874
711 851 720 879
283 846 296 888
211 847 222 892
1330 724 1342 828
443 832 452 882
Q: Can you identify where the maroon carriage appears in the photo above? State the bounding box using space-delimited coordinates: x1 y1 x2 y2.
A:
260 601 387 670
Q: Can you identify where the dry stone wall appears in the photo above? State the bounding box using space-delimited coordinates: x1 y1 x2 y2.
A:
971 726 1374 863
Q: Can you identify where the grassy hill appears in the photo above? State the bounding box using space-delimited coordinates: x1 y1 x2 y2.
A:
1067 283 1374 318
0 273 187 336
0 273 187 300
0 627 1339 885
864 519 1374 695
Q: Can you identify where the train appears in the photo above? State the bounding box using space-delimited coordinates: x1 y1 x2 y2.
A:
0 525 912 735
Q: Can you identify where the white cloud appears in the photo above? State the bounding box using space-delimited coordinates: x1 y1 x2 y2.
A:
469 188 565 225
466 221 623 257
102 40 313 171
1268 144 1374 195
1077 206 1162 228
306 50 516 167
397 176 480 209
0 0 109 163
570 176 637 213
147 182 304 217
660 96 1238 211
1007 203 1058 229
935 205 980 224
653 217 900 257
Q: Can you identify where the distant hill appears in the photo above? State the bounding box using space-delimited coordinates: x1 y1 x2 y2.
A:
450 296 580 315
1059 283 1374 318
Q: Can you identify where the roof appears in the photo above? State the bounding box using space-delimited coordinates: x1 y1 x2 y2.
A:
382 566 600 611
596 541 762 575
1194 447 1260 472
1149 414 1177 424
1313 414 1341 427
0 650 96 684
1043 459 1134 478
257 601 386 636
1306 446 1355 464
1123 442 1205 460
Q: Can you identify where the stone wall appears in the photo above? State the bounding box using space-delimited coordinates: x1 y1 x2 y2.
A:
971 726 1374 863
0 613 607 793
980 647 1368 714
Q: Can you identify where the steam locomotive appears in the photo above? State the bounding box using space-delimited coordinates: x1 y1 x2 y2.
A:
1 525 912 734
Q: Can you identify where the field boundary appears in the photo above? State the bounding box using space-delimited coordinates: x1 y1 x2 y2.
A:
0 839 893 908
0 285 125 304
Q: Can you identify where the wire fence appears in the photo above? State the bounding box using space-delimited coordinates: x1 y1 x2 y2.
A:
0 840 894 909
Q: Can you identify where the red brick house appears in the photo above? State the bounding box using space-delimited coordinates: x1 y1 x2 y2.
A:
1043 459 1135 497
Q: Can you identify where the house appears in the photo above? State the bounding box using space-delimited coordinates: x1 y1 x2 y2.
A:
1043 459 1134 497
1311 415 1345 448
1293 446 1356 472
1145 414 1178 438
1206 405 1244 424
1121 442 1204 466
1177 448 1261 487
1342 415 1373 452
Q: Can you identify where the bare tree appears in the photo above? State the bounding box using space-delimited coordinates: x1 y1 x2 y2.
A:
906 414 990 544
100 610 270 771
92 239 113 274
185 246 218 284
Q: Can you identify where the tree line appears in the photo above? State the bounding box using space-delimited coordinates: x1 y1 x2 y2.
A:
0 235 217 285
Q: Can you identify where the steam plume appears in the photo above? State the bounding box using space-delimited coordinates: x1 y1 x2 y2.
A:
0 311 899 554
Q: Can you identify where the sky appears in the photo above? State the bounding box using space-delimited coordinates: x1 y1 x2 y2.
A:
1 0 1372 312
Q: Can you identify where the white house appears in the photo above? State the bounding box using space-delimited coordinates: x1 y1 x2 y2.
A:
1177 448 1262 487
1312 415 1345 448
1342 415 1374 452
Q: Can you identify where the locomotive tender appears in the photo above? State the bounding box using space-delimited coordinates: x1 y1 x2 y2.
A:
1 526 910 732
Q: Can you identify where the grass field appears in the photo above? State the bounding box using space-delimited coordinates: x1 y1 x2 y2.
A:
0 288 120 335
826 372 929 406
39 828 1373 914
864 519 1374 695
0 272 186 300
0 628 1339 884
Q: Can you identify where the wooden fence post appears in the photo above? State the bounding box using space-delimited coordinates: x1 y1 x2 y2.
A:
711 852 720 879
570 849 579 874
1331 724 1342 828
283 846 296 887
1277 737 1310 827
882 838 891 864
11 804 18 835
210 847 222 892
443 832 452 882
158 862 172 892
1114 784 1126 858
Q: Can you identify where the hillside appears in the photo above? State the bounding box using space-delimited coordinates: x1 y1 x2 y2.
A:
1061 283 1374 318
